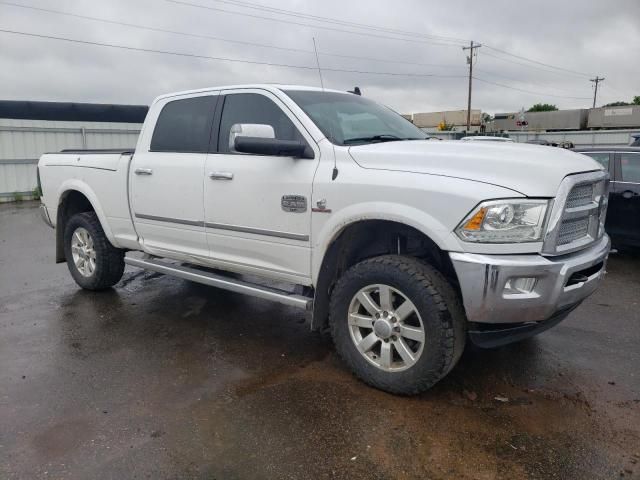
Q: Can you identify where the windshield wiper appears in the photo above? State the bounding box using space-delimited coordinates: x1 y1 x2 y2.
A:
344 134 405 145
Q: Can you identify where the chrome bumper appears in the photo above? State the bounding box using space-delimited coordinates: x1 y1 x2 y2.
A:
450 235 610 324
39 204 54 228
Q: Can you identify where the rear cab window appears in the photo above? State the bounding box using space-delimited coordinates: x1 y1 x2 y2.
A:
150 96 217 153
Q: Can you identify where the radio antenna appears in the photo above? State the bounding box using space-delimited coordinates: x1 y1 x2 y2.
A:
312 37 339 180
312 37 325 90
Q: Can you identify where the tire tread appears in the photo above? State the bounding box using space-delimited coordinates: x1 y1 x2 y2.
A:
329 255 465 395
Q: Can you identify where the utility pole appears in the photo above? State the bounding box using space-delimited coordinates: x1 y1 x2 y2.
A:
462 41 481 132
590 76 605 108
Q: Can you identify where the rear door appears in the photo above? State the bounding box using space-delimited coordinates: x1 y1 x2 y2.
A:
610 151 640 245
130 93 218 259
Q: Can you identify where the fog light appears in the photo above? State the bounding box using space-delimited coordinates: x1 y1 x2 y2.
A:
504 277 537 294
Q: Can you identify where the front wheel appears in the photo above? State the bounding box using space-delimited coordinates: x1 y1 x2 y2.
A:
64 212 125 290
329 255 465 395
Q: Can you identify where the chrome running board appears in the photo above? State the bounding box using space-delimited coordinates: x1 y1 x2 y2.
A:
124 256 313 310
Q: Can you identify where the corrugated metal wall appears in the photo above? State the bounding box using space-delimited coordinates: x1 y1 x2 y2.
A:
0 119 141 202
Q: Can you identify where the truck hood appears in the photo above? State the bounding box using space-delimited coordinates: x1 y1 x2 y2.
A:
348 140 603 197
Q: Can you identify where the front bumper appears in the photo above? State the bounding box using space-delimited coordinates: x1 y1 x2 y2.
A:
40 204 54 228
449 235 610 325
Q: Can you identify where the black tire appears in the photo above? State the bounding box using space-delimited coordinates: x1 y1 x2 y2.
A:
63 212 125 290
329 255 466 395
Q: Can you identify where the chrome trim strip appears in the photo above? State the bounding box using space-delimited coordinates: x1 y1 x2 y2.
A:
125 256 313 310
205 222 309 241
134 213 310 241
612 180 640 185
135 213 203 227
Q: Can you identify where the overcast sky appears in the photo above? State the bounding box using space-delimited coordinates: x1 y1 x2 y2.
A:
0 0 638 115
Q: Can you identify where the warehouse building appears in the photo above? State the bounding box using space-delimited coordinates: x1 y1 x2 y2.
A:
0 100 147 202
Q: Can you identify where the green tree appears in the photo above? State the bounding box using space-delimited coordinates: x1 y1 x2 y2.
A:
634 96 640 105
481 113 494 123
527 103 558 112
603 101 630 107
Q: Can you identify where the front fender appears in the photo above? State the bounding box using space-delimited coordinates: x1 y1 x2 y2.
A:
311 201 457 283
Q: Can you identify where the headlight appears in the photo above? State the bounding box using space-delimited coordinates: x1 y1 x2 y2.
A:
456 199 549 243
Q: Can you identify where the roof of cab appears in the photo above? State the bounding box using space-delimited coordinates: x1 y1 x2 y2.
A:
153 84 348 102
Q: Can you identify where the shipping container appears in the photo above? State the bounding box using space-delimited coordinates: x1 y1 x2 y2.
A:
411 110 481 128
587 105 640 129
493 109 588 131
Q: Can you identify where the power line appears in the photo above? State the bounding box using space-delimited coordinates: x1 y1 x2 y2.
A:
0 1 310 55
205 0 595 82
200 0 469 45
0 1 464 72
1 0 600 97
0 28 592 103
483 45 591 78
165 0 467 48
480 50 590 79
474 68 589 95
0 1 467 70
473 77 592 100
0 28 468 80
180 0 596 81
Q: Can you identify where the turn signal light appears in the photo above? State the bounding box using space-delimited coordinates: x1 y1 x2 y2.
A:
462 207 487 231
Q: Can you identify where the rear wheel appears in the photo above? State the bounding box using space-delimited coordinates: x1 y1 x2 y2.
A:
329 255 465 395
64 212 125 290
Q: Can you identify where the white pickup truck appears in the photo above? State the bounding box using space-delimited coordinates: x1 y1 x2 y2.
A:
38 85 610 394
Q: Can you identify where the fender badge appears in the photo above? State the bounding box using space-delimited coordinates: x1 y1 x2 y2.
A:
312 199 331 213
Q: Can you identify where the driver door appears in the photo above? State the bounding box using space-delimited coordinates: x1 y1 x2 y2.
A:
203 89 319 283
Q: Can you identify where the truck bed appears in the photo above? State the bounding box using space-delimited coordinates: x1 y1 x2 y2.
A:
40 150 133 172
38 150 138 250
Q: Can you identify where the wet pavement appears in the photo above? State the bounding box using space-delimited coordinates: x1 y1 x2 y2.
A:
1 202 639 479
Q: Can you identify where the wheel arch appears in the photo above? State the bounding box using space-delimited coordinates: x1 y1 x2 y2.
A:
55 181 116 263
311 212 460 331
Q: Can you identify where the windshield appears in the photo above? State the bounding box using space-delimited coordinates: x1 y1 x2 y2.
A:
284 90 427 146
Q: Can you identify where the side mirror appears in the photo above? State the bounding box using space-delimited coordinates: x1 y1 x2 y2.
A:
229 123 274 152
234 137 314 159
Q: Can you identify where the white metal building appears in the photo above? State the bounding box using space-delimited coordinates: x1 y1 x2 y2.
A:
0 101 146 202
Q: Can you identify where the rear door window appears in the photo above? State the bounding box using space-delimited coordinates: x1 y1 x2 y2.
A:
151 96 217 153
620 153 640 183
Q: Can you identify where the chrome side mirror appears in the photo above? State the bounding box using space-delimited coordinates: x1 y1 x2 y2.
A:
229 123 275 152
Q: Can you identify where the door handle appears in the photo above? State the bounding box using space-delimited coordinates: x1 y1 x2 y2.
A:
622 190 638 199
209 172 234 180
134 168 153 175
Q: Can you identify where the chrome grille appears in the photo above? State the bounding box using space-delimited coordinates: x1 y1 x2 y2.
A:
566 183 593 208
557 217 590 245
542 171 609 255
